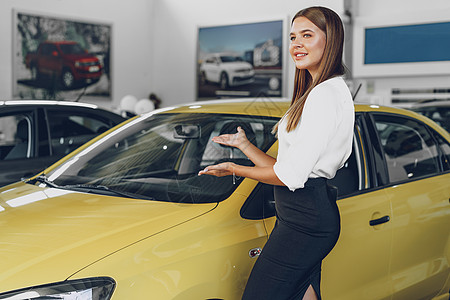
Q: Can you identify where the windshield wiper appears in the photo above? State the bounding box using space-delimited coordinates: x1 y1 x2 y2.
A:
60 184 156 200
26 176 155 200
26 175 60 188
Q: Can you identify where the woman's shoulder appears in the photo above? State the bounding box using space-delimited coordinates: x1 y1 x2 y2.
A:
309 77 352 103
312 76 347 92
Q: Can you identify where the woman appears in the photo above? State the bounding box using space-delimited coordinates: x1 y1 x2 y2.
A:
199 6 354 300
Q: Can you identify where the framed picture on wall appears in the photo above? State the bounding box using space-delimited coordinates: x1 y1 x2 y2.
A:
196 18 287 101
352 9 450 77
12 10 112 101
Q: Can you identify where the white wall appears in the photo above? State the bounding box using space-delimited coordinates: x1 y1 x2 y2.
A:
2 0 449 110
350 0 450 106
0 0 155 110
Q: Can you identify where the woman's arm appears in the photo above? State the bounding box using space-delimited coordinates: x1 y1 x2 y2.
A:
198 162 284 186
212 126 276 167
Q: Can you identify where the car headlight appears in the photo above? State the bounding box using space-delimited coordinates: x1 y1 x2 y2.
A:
0 277 115 300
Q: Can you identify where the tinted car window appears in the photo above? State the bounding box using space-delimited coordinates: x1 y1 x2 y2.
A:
412 106 450 132
433 132 450 171
241 183 276 220
373 114 440 183
47 110 113 156
59 43 85 55
45 113 278 203
0 114 32 160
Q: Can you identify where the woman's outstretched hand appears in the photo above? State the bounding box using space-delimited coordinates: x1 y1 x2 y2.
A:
198 162 235 177
212 126 249 150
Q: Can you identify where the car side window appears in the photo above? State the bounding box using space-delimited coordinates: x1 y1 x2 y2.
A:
241 183 276 220
372 114 440 183
433 132 450 171
0 114 32 160
47 109 112 156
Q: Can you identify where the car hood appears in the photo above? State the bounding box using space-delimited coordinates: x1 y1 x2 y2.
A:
0 182 216 293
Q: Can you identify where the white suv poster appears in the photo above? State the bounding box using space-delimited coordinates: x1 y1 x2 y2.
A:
197 20 284 100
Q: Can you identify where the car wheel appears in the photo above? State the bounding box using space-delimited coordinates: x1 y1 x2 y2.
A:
220 72 229 89
61 69 75 89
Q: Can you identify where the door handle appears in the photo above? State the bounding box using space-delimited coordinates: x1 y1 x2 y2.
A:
369 215 390 226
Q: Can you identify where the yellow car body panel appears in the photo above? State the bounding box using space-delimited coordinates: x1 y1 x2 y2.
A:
322 189 394 300
0 182 216 293
0 100 449 299
71 190 266 299
388 173 450 299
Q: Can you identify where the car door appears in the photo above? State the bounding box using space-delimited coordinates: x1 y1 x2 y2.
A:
205 56 221 83
322 114 393 299
261 114 394 299
370 113 450 300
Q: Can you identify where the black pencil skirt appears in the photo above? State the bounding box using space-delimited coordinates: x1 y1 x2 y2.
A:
242 177 340 300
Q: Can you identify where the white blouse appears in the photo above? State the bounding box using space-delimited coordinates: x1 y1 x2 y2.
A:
273 76 355 191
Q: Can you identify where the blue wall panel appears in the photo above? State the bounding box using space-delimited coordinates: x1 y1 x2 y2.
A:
364 22 450 64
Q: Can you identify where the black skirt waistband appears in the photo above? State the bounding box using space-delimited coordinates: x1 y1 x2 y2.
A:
304 177 327 187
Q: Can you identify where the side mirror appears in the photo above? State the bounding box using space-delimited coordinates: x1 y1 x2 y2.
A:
174 125 200 139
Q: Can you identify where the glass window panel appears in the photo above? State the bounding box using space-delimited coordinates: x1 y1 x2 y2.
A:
46 113 278 203
373 115 440 183
0 115 32 160
47 110 112 156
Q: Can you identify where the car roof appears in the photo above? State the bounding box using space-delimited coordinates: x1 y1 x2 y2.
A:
158 98 418 118
0 100 99 109
0 100 126 123
42 40 77 45
151 98 449 138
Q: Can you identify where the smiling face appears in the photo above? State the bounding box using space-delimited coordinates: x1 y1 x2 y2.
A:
289 16 326 81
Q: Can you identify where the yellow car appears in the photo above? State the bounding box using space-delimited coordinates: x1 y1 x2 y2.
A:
0 99 449 300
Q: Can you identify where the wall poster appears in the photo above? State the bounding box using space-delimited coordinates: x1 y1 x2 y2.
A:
12 10 112 101
197 19 285 101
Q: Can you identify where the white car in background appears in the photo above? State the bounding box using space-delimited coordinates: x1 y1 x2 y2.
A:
199 53 255 89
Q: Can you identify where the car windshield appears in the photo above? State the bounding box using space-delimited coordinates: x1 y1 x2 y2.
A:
39 113 278 203
220 56 243 63
59 43 87 55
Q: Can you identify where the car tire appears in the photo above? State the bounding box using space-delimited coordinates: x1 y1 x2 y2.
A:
220 72 229 89
61 69 75 89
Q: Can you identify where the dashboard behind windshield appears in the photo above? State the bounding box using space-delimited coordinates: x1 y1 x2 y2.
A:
44 113 278 203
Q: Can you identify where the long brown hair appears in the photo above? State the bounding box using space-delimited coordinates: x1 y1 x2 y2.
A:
276 6 345 133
